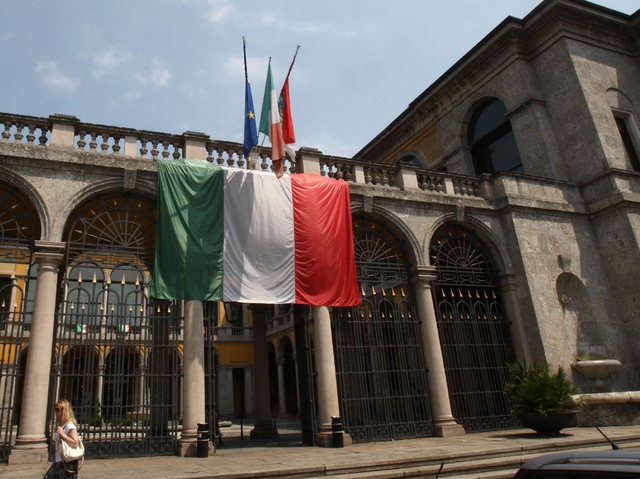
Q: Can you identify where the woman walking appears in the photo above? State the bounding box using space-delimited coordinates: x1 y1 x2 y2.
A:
44 399 80 479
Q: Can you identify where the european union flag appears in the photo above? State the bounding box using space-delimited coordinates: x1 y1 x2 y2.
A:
243 38 258 159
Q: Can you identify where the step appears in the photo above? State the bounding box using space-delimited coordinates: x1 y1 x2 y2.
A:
297 437 640 479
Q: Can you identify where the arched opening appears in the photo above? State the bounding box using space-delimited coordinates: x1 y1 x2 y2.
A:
102 346 139 423
468 98 523 175
332 215 431 442
53 192 182 457
58 345 100 423
430 223 516 431
0 181 40 461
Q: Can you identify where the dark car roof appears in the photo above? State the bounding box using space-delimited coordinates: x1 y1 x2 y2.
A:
516 449 640 476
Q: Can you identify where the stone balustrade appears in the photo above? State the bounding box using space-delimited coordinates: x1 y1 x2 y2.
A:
0 111 489 199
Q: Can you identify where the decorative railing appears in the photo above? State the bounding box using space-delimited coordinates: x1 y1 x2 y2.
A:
0 111 484 198
0 113 50 145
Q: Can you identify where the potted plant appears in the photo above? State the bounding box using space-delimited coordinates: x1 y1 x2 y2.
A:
505 359 580 433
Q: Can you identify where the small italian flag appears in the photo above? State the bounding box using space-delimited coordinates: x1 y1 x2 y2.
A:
259 60 285 178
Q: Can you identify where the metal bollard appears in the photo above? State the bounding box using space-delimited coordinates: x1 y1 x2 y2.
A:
331 416 344 448
197 422 209 457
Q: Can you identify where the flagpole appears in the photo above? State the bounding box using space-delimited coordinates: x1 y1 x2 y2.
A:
255 57 272 160
283 45 300 85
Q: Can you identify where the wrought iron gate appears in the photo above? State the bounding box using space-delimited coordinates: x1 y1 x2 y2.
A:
49 193 183 457
293 305 317 446
203 301 218 448
332 218 431 443
0 183 39 462
430 224 517 431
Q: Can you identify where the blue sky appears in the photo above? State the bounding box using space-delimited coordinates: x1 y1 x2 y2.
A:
1 0 638 158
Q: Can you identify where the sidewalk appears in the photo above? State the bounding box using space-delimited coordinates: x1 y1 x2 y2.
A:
2 423 640 479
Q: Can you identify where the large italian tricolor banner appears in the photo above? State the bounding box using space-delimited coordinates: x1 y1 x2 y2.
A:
151 158 361 306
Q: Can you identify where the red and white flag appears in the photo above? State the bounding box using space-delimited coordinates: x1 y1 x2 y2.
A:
279 46 299 162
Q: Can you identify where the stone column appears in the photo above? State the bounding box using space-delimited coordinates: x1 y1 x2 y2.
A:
243 366 253 417
411 266 465 437
221 367 233 417
276 358 287 419
136 365 146 417
178 300 210 456
312 306 352 447
9 242 65 465
248 305 278 439
293 353 300 414
95 360 104 419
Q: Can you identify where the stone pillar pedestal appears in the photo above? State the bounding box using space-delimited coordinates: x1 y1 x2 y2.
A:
249 305 278 439
411 266 465 438
178 300 212 456
9 242 65 465
312 306 352 447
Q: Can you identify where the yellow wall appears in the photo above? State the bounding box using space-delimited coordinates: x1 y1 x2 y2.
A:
217 342 253 365
382 121 443 167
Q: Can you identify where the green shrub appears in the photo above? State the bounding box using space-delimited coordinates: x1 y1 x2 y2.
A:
505 359 579 414
89 415 102 427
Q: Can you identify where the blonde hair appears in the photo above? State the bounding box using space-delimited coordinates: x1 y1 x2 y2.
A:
55 399 77 427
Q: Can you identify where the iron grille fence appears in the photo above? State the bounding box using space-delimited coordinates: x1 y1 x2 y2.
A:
332 217 431 443
0 182 39 463
0 258 32 463
49 289 182 458
430 224 517 431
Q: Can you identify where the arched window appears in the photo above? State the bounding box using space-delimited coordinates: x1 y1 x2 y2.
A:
398 154 422 168
468 98 523 175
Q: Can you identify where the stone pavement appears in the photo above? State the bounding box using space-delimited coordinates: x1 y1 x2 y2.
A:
2 422 640 479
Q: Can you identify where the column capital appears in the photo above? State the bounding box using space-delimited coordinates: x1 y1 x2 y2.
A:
499 270 517 290
247 303 270 312
34 241 65 263
410 265 437 284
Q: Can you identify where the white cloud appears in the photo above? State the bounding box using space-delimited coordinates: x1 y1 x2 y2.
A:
206 0 232 23
35 62 80 94
292 21 328 34
134 59 171 89
261 13 277 26
150 60 171 87
222 55 269 85
92 47 132 79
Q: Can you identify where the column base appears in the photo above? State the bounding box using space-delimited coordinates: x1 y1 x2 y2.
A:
177 439 213 457
433 423 466 437
250 421 279 440
8 443 49 465
316 431 353 448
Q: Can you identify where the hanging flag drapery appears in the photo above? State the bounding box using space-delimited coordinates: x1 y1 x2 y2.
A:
279 45 299 162
151 158 361 306
259 59 285 178
242 37 258 160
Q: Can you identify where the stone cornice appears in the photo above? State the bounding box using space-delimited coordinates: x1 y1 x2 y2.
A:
357 0 639 163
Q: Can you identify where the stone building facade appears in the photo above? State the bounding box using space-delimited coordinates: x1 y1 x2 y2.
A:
0 0 638 464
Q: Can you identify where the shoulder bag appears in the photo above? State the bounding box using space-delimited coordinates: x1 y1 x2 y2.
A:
59 434 84 462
